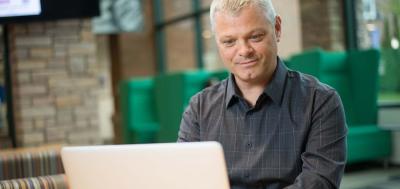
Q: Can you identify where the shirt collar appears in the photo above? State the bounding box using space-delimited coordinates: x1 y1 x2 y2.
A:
226 73 240 108
264 58 288 105
225 57 288 108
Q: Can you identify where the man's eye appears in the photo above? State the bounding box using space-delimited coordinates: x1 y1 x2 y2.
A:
250 34 264 42
222 40 235 47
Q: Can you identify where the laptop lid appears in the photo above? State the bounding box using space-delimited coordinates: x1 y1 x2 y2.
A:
61 141 230 189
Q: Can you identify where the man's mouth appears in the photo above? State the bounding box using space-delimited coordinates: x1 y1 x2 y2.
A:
237 59 258 65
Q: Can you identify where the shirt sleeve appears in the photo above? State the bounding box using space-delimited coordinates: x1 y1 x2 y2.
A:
285 90 348 189
177 94 201 142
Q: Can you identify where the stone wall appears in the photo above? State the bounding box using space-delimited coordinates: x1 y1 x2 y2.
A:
8 19 104 147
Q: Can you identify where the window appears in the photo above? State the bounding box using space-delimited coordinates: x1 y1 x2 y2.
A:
201 13 223 70
165 20 196 72
162 0 192 21
154 0 223 73
356 0 400 103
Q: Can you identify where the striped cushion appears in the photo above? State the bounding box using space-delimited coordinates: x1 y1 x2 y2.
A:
0 151 64 180
0 174 68 189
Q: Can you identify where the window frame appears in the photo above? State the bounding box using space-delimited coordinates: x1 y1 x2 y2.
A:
153 0 210 73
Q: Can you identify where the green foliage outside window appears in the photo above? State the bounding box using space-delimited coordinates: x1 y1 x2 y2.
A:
378 0 400 102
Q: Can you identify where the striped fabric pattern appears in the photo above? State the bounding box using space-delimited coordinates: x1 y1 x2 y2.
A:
0 174 68 189
0 151 64 180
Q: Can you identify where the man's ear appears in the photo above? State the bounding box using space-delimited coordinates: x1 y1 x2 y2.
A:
274 15 282 42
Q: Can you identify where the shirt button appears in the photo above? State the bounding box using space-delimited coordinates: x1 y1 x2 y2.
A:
247 143 252 148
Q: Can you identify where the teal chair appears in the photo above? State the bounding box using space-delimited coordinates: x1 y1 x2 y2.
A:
210 69 230 81
120 70 229 144
289 48 392 164
120 78 159 144
154 71 211 142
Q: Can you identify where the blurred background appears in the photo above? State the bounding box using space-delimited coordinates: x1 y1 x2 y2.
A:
0 0 400 188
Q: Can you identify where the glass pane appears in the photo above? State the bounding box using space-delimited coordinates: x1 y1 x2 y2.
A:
356 0 380 49
201 13 224 71
162 0 193 21
357 0 400 102
201 0 213 9
165 19 196 72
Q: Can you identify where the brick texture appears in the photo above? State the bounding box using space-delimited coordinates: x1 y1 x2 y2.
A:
9 19 105 147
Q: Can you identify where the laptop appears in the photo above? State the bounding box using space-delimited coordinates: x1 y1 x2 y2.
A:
61 141 230 189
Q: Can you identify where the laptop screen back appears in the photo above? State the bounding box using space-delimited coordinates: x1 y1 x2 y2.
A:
61 142 230 189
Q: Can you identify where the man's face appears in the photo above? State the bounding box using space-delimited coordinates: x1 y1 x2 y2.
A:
214 5 281 84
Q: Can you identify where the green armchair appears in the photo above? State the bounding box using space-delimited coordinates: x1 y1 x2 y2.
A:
154 71 211 142
120 70 230 144
120 78 159 144
288 48 392 164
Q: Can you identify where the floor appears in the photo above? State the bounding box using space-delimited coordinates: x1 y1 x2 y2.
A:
341 163 400 189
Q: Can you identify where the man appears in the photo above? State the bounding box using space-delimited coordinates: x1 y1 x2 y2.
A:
178 0 347 188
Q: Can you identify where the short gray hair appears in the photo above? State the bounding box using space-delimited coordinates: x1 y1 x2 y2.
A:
210 0 277 32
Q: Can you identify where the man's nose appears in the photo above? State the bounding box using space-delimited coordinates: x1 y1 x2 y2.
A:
238 41 254 57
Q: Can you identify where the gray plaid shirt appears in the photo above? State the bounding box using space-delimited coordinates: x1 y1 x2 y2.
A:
178 59 347 189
